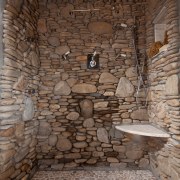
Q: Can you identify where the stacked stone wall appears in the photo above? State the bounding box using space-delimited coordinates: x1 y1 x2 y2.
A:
0 0 39 179
146 0 180 179
36 0 151 171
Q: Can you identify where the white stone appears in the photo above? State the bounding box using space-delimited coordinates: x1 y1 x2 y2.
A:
115 77 135 97
22 97 34 121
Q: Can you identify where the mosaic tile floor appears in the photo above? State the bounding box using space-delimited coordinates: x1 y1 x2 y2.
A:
32 170 157 180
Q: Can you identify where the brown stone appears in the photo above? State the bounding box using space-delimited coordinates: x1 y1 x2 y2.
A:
37 19 47 33
55 46 70 56
48 135 58 146
0 127 14 137
130 109 148 121
83 118 95 128
73 142 88 148
126 150 143 160
80 99 93 118
66 112 79 121
88 22 113 34
13 76 28 91
0 167 15 180
56 137 72 151
99 72 118 84
54 81 71 95
72 83 97 93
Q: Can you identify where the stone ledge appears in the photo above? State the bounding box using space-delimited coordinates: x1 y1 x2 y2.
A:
115 124 170 138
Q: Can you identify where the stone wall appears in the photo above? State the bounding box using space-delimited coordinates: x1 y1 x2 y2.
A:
0 0 39 179
146 0 180 179
36 0 151 170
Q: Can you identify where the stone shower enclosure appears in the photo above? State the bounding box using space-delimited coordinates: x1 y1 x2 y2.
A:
0 0 180 180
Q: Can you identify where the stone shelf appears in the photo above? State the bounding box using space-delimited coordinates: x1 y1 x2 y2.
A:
115 124 170 138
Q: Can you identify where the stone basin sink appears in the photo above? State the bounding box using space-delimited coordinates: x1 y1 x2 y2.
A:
115 124 170 138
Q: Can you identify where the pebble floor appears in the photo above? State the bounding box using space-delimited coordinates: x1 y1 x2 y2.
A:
32 170 157 180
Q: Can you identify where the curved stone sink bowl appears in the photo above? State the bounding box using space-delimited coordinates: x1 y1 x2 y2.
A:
115 124 170 138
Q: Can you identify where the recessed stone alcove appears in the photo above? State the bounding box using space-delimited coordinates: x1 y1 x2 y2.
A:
0 0 180 180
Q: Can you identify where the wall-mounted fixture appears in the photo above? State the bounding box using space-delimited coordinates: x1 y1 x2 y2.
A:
87 50 99 69
62 51 70 60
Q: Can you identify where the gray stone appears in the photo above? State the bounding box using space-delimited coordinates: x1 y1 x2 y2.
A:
83 118 95 128
66 112 79 121
165 74 180 96
97 128 109 143
22 97 34 121
55 46 70 56
56 137 72 151
115 77 135 97
72 83 97 93
48 135 58 146
38 122 51 136
130 109 148 121
80 99 93 118
48 36 60 46
88 22 113 34
54 81 71 95
99 72 118 84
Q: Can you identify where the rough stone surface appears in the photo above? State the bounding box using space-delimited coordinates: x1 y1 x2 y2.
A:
66 112 79 121
165 74 180 96
48 135 58 146
72 83 97 93
48 37 60 46
55 46 70 56
83 118 95 128
130 109 149 121
115 77 135 97
99 72 118 84
38 19 47 33
80 99 93 118
38 122 52 136
56 137 72 151
97 128 109 143
88 22 113 34
22 97 34 121
54 81 71 95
